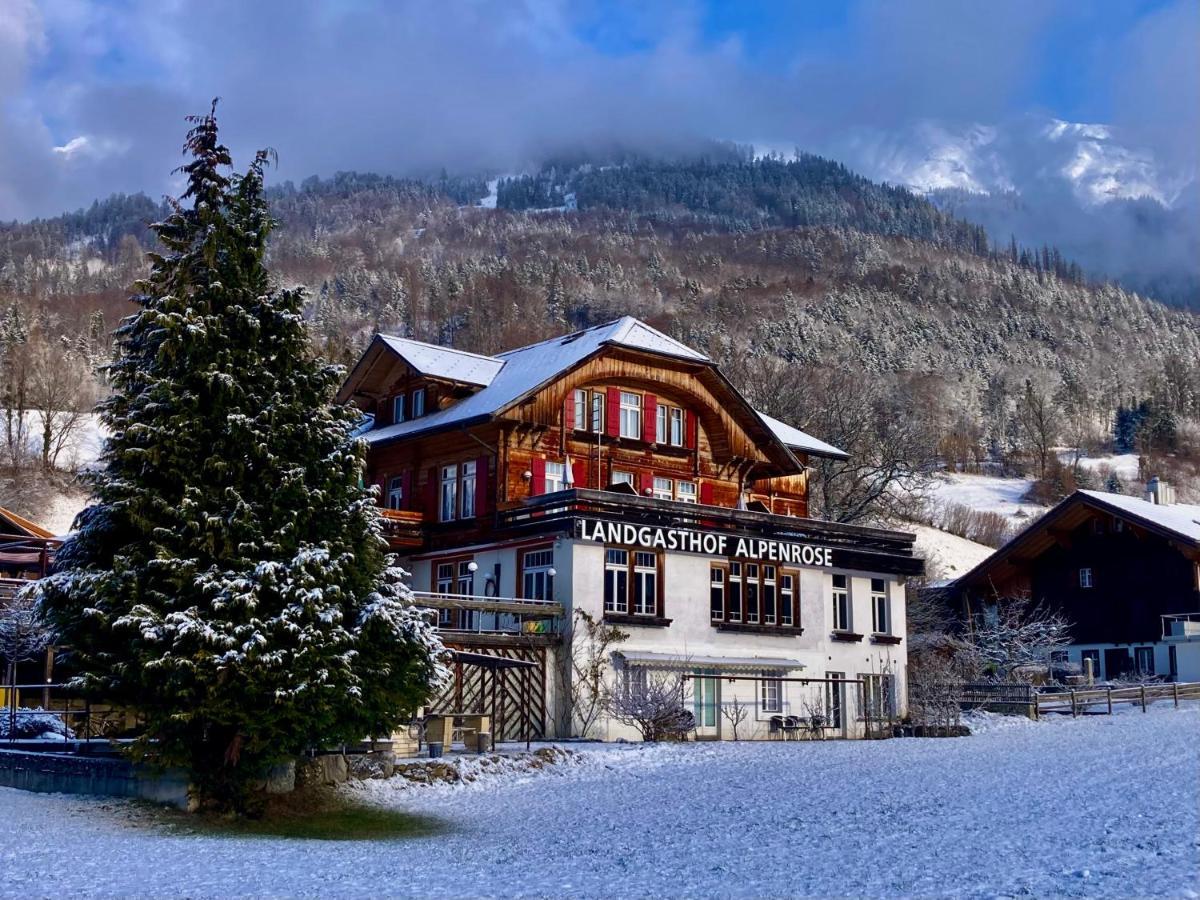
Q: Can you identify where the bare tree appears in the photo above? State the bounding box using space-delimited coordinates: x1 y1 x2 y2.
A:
607 667 694 742
555 610 627 738
30 337 96 472
967 591 1072 681
734 358 938 524
1 589 53 733
1015 378 1058 481
720 695 748 740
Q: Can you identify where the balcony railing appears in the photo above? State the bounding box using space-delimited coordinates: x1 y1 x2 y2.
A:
410 590 563 636
1162 612 1200 641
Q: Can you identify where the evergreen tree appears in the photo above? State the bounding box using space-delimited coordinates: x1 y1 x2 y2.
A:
1104 471 1124 494
26 104 443 810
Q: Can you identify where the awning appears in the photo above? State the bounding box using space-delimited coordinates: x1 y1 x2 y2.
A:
614 650 804 672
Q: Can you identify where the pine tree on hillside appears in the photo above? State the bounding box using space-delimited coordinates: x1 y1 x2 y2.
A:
26 104 444 810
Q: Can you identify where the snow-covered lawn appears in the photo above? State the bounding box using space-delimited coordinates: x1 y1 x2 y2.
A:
2 704 1197 898
909 523 994 579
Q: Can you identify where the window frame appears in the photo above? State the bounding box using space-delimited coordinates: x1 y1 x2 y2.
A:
386 475 404 510
393 394 406 424
618 391 642 440
676 481 697 504
521 547 555 601
610 470 635 488
460 460 477 518
870 578 889 635
760 671 783 714
604 548 630 615
544 460 566 494
832 574 851 631
410 387 426 418
1079 567 1093 589
652 476 673 502
440 464 458 522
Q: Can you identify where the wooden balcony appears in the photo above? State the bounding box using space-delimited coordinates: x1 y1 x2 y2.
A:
378 507 425 548
410 590 563 640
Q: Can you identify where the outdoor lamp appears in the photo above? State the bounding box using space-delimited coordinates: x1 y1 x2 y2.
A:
547 567 557 578
467 561 479 573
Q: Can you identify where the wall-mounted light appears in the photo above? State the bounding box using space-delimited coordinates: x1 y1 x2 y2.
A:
466 561 479 574
522 470 533 481
547 567 557 578
644 487 653 496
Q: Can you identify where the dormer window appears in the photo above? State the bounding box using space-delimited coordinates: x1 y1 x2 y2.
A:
393 394 406 424
411 388 426 418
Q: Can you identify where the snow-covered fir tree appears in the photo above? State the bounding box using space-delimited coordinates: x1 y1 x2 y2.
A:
25 104 444 810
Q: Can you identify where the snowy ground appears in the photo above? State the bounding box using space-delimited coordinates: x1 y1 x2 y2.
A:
3 704 1197 898
926 471 1045 526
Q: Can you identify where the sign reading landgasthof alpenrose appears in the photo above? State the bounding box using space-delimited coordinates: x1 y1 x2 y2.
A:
575 519 834 568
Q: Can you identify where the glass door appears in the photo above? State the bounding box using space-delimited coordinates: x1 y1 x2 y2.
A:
693 668 720 739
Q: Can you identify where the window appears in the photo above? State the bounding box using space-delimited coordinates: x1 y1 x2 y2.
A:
676 482 697 504
435 562 454 626
1135 646 1155 676
633 551 658 616
522 548 554 601
669 407 684 446
780 574 795 627
619 391 642 439
393 394 406 423
386 476 404 510
762 565 777 625
457 560 474 596
1113 518 1124 533
728 562 742 622
460 460 477 518
861 674 894 720
573 389 605 433
745 563 760 624
623 666 648 698
832 574 851 631
440 464 458 522
1169 645 1178 679
825 672 844 729
656 404 667 443
710 566 725 621
1050 650 1069 665
870 578 889 634
1079 568 1093 589
760 671 782 713
1081 649 1101 679
611 470 634 488
574 389 586 431
545 461 566 493
652 476 673 501
410 388 426 418
604 549 629 614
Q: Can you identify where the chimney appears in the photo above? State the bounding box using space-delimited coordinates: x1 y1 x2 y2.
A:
1144 477 1175 505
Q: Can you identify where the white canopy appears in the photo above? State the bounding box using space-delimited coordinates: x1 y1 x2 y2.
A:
615 650 804 672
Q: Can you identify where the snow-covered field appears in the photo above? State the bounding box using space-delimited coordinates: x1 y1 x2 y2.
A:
3 704 1197 898
926 472 1045 526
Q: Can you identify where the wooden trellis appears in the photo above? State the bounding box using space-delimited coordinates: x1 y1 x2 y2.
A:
431 643 548 742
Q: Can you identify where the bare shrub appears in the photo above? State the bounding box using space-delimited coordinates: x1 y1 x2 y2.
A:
927 501 1013 548
555 610 627 739
967 592 1072 681
720 695 749 740
607 668 694 742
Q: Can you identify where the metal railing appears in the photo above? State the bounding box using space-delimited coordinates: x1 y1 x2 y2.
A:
2 682 137 746
1161 612 1200 640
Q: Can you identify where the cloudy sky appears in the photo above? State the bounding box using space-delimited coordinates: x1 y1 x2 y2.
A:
0 0 1195 219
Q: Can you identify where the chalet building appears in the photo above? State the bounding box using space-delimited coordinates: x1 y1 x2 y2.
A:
952 481 1200 683
337 317 923 741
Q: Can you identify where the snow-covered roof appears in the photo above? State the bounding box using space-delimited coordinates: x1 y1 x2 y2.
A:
1077 490 1200 544
616 650 804 671
365 317 708 445
755 410 849 460
378 335 504 387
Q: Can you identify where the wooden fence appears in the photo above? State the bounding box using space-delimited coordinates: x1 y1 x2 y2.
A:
1033 681 1200 718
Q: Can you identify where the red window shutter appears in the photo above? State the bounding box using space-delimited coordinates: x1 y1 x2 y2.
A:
571 458 588 490
699 481 714 505
531 457 546 495
564 392 575 431
400 470 412 510
424 466 438 514
606 387 621 436
475 455 490 516
685 410 698 449
637 471 650 496
644 395 658 444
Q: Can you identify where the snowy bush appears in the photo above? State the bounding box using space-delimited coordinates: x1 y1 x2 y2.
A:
0 707 73 740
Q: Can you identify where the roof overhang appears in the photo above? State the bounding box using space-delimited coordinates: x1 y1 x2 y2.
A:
615 650 804 672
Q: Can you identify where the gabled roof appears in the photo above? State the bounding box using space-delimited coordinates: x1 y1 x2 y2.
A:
755 410 848 460
0 506 55 539
955 489 1200 590
361 317 709 446
378 335 504 387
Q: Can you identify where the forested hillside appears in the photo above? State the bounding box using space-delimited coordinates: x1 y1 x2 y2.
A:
3 154 1198 526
